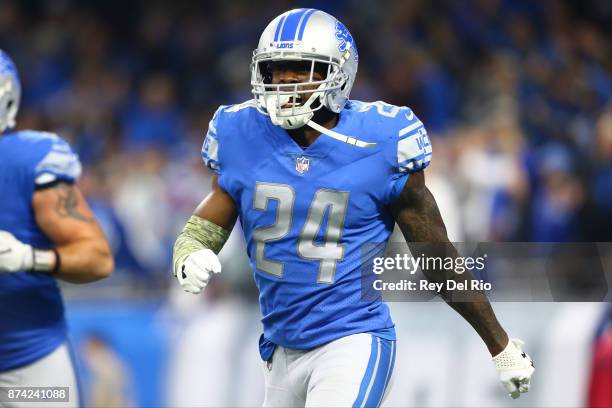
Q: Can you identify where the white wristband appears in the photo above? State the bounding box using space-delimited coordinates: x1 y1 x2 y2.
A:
32 249 57 273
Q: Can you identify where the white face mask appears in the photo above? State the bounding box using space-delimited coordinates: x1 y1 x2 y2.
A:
263 83 323 130
0 73 20 133
251 52 350 128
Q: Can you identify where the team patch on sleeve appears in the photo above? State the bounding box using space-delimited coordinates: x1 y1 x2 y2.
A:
34 139 82 186
397 116 432 173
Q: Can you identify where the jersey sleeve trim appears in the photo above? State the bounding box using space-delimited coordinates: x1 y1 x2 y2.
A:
398 119 423 136
397 120 432 173
208 118 217 135
201 114 221 174
34 140 82 186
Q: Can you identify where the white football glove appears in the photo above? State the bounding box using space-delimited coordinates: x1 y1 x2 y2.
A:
0 231 34 273
176 248 222 294
493 338 535 399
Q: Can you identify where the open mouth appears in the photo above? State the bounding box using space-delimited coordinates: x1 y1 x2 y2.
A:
281 95 303 109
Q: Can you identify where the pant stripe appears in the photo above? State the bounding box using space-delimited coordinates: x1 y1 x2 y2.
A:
353 336 380 408
363 337 395 407
376 340 396 407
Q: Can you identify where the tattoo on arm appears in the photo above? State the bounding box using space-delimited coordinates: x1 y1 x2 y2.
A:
54 183 94 223
390 171 508 355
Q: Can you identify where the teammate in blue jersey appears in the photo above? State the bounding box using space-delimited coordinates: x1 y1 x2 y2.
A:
0 50 113 407
173 9 535 406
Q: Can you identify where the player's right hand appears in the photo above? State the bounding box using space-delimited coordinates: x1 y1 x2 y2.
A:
176 248 222 294
0 231 34 273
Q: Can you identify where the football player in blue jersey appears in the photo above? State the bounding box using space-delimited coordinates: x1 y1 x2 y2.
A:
0 50 113 407
173 9 534 407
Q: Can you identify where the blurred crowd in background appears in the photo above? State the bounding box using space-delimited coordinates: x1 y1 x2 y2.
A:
1 0 611 287
2 2 611 406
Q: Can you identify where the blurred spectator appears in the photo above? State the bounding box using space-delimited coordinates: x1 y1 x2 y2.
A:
81 334 135 408
122 73 183 151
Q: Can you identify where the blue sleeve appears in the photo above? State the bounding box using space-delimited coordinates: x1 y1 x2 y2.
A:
201 107 223 175
33 135 82 188
383 109 432 204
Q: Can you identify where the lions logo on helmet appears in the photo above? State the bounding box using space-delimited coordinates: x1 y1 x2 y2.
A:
335 20 358 62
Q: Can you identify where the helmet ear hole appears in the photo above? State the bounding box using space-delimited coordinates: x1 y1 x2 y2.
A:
6 100 13 109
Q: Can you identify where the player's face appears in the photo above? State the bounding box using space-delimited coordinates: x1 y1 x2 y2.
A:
263 60 327 108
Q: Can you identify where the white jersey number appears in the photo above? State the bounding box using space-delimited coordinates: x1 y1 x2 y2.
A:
357 101 402 118
253 183 349 284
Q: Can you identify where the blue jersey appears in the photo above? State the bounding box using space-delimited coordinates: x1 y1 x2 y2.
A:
0 130 81 371
201 100 431 360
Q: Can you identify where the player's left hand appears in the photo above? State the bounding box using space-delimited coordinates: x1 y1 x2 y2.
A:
0 231 34 273
493 338 535 399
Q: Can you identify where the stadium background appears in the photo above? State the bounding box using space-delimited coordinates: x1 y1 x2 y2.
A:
1 0 610 406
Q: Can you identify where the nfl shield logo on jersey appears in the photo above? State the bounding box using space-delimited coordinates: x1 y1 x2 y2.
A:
296 156 310 173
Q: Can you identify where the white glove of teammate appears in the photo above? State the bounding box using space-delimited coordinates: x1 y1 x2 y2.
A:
493 338 535 399
175 248 222 294
0 231 34 273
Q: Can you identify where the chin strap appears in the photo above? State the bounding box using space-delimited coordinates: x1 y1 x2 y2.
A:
306 120 377 148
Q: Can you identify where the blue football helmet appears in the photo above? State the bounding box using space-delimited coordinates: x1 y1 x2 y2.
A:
0 50 20 133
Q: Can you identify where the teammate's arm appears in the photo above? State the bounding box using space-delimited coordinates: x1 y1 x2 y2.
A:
390 171 534 398
0 182 113 282
172 175 238 294
32 182 113 283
